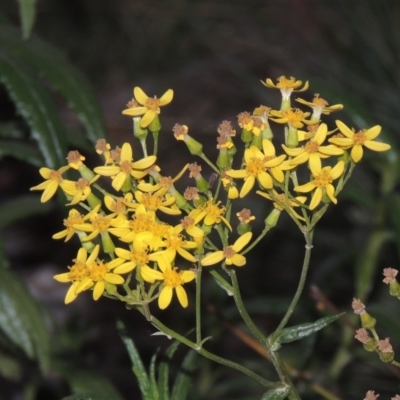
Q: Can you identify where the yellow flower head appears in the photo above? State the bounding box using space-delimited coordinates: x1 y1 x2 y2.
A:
262 76 309 100
294 161 345 210
269 108 314 129
201 232 252 267
94 142 156 191
329 120 391 163
30 165 71 203
122 87 174 127
295 94 343 121
141 263 195 309
282 123 344 175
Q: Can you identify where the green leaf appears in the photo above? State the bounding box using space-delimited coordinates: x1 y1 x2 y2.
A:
117 320 150 398
61 393 115 400
0 25 107 145
149 351 159 400
0 194 53 229
276 313 345 345
0 267 50 372
158 340 180 400
17 0 37 40
0 139 43 166
170 350 197 400
0 48 67 168
261 386 290 399
0 349 22 381
63 370 123 400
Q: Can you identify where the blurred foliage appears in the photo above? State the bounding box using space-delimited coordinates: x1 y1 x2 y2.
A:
1 0 400 399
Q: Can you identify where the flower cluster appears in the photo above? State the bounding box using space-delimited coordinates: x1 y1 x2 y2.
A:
31 77 391 312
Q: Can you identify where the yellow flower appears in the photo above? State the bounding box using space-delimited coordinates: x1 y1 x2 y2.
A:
61 176 99 205
329 120 391 162
52 208 91 241
122 87 174 127
261 76 309 100
269 108 314 129
295 94 343 121
226 140 286 197
282 123 344 174
53 245 124 303
141 263 195 309
201 232 252 267
113 242 150 274
94 142 156 191
294 161 345 210
193 199 232 231
175 211 205 242
256 190 307 221
129 191 181 216
30 165 70 202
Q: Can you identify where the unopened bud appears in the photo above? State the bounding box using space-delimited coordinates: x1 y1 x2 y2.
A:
265 208 281 228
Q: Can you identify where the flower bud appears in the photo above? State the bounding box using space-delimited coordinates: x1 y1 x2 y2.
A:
361 312 377 330
237 222 251 235
101 231 115 255
265 208 281 228
185 135 204 155
148 114 161 133
133 117 148 140
241 128 253 144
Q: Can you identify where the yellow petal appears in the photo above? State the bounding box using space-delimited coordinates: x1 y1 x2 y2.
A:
134 87 149 105
325 184 337 204
295 182 315 193
331 161 345 179
318 145 344 156
159 89 174 106
225 169 248 179
201 251 224 266
351 145 363 162
87 245 100 264
309 153 321 175
257 171 273 189
132 155 157 170
364 141 391 152
159 286 173 309
365 125 382 140
65 283 79 304
314 123 327 144
240 176 255 198
114 262 136 274
104 273 124 284
282 144 303 157
141 265 163 283
121 143 133 161
53 272 70 283
262 139 276 157
93 281 105 300
112 172 127 191
94 166 121 177
180 270 196 283
177 247 196 262
335 120 354 138
122 106 148 116
328 138 353 147
229 254 246 267
309 187 322 210
270 167 284 183
41 180 59 202
175 285 188 308
140 110 156 127
232 231 252 252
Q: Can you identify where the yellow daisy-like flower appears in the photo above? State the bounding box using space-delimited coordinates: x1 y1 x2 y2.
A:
30 165 70 203
261 76 309 100
192 199 232 231
175 211 205 243
269 108 314 129
122 87 174 128
141 263 195 309
52 208 91 241
295 94 343 121
201 232 253 267
113 242 150 274
329 120 391 163
282 123 344 174
94 142 156 191
53 245 124 303
62 176 99 205
226 140 286 198
294 161 345 210
256 190 307 221
129 191 181 216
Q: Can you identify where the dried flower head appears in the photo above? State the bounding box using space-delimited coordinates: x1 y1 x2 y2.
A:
355 328 371 344
352 298 366 315
383 268 398 284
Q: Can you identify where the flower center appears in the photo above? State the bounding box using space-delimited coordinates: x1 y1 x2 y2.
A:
304 141 319 153
141 193 162 210
131 249 149 266
181 216 195 229
163 268 183 287
75 178 90 190
166 235 183 250
223 246 236 259
111 199 127 213
353 131 367 145
89 262 109 281
246 157 265 176
64 213 84 228
120 160 132 173
282 108 305 124
92 215 111 232
49 170 62 181
145 97 161 112
69 261 89 281
130 215 154 232
313 169 332 188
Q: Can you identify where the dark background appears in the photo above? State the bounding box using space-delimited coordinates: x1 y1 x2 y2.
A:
1 1 400 399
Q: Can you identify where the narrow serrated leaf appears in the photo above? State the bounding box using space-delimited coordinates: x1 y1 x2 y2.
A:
149 352 159 400
0 26 107 144
117 320 150 398
158 340 180 400
0 194 53 230
0 48 67 168
276 313 345 344
170 350 197 400
0 267 50 372
61 393 114 400
0 139 43 166
17 0 36 39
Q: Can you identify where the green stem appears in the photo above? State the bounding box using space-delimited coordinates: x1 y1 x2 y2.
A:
152 131 159 156
392 360 400 368
241 223 272 256
196 262 202 345
140 139 148 157
199 153 220 174
148 314 279 388
270 229 314 343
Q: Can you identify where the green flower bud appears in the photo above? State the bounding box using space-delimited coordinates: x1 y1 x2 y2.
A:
360 312 377 330
379 351 394 363
389 280 400 297
241 128 253 143
251 134 262 150
217 148 231 169
148 114 161 133
105 281 117 295
133 117 148 140
78 164 96 181
265 208 281 228
287 126 298 148
86 193 102 210
195 176 209 193
101 231 115 255
185 135 204 156
237 222 251 235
